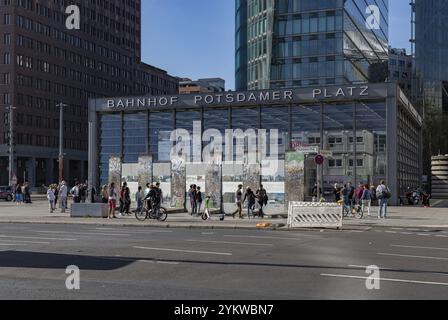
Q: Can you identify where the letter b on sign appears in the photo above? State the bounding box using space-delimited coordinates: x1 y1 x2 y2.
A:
365 265 380 290
365 5 380 30
65 265 80 290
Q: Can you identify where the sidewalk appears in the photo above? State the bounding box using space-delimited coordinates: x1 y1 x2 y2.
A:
0 200 447 230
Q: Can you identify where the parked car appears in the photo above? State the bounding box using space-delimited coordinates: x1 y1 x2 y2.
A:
0 186 13 202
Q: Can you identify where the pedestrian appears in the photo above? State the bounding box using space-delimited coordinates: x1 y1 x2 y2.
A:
70 182 80 203
355 182 364 205
15 183 23 204
101 185 108 204
376 180 391 219
119 182 131 216
46 186 56 213
347 182 355 206
188 185 197 215
422 188 431 208
24 182 31 204
79 183 87 203
311 183 322 203
108 182 118 219
370 185 377 206
232 184 243 219
256 184 268 218
203 195 211 220
59 181 68 213
196 186 203 214
136 186 144 212
243 187 256 219
53 184 59 208
333 183 341 202
361 184 372 217
90 185 96 203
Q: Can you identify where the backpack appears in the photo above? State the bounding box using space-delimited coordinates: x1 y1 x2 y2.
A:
376 186 391 200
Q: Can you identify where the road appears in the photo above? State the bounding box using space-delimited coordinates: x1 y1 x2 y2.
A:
0 223 447 300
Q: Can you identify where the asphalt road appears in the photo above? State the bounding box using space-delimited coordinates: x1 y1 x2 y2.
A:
0 223 447 300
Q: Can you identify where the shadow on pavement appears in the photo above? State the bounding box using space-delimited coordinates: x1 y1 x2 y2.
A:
1 250 447 277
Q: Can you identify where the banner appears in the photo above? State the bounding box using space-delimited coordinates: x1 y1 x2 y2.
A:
137 155 153 188
108 156 122 187
170 155 186 209
205 155 222 210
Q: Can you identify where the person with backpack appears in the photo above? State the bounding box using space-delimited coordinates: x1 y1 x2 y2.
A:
232 184 243 219
70 182 80 203
376 180 391 219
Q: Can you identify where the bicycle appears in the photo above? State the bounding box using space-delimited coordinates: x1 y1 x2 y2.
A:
342 201 364 219
135 199 168 222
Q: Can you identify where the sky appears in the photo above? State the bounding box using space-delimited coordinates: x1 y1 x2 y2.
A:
141 0 412 90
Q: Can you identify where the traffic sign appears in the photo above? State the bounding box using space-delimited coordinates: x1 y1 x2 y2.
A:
297 146 319 154
315 155 324 165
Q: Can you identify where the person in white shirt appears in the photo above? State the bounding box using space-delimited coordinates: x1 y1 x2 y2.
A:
59 181 68 213
47 187 56 213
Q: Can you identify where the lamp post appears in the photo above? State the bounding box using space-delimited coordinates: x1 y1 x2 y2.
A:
56 102 68 183
5 105 16 186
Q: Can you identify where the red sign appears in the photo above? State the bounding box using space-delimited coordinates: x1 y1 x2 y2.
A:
315 155 324 165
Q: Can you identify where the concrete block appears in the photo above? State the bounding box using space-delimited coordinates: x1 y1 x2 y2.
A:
71 203 108 218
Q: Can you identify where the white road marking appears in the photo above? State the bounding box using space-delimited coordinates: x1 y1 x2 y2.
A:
348 264 448 277
35 231 130 237
134 246 232 256
186 239 273 247
94 228 173 233
378 253 448 261
391 228 403 230
0 239 50 244
321 273 448 286
0 243 21 246
201 232 215 235
224 235 302 241
400 232 413 235
0 235 76 241
417 233 431 237
436 235 448 238
391 245 448 251
385 231 397 234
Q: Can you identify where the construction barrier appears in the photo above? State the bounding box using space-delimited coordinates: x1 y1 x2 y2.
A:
287 202 343 229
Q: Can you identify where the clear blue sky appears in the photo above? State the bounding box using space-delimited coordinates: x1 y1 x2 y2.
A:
141 0 411 90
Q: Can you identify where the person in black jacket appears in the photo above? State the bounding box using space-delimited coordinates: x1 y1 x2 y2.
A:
196 186 203 215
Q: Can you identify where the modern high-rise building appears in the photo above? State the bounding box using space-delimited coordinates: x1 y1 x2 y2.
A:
412 0 448 112
0 0 178 187
388 48 413 98
179 78 225 94
235 0 389 91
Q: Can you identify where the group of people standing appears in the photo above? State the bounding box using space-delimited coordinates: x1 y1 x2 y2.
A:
102 182 163 220
44 181 68 213
333 180 391 219
12 182 32 204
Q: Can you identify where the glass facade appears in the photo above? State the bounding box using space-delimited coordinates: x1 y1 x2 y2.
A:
236 0 389 90
414 0 448 111
96 98 420 209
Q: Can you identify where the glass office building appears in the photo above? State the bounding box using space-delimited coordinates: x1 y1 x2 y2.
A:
413 0 448 111
88 83 422 212
236 0 389 90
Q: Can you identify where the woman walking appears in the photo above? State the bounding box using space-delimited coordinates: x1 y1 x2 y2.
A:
361 184 372 217
47 186 56 213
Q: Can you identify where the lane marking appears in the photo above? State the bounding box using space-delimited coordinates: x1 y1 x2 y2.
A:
391 245 448 251
201 232 215 235
134 246 232 256
35 231 130 237
348 264 448 277
0 235 76 241
0 243 21 246
400 232 413 235
0 239 50 244
224 235 302 241
436 235 448 238
94 228 173 233
186 239 273 247
321 273 448 286
385 231 397 234
417 234 431 237
378 253 448 261
391 228 403 230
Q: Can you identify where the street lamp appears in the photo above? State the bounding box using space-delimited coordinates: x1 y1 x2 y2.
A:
5 105 16 186
56 102 68 183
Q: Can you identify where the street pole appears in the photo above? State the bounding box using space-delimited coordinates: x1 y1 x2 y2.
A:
57 103 67 183
6 105 16 186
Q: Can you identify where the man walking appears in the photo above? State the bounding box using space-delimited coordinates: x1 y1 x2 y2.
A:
256 184 268 218
59 181 68 213
376 180 391 219
232 184 243 219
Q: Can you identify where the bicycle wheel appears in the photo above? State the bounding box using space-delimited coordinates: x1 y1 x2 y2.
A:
355 206 364 219
135 207 148 221
157 207 168 222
